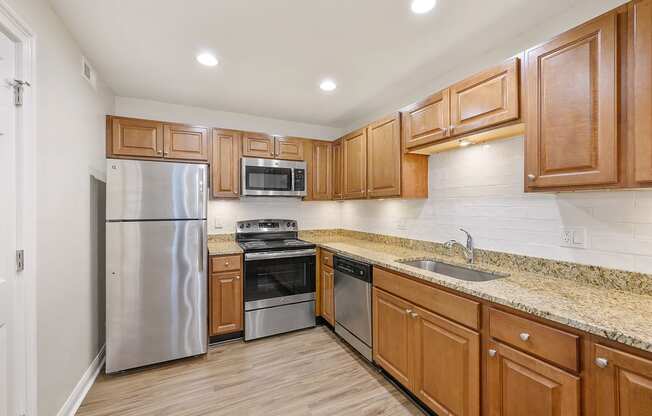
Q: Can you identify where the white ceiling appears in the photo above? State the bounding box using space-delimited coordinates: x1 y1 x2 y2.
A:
49 0 619 128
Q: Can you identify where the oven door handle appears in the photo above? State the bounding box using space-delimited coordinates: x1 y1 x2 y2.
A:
245 249 316 261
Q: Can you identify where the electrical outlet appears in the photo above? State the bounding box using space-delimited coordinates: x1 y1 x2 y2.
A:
559 227 587 249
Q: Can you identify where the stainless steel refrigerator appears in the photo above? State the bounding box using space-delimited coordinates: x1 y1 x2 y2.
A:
105 159 208 373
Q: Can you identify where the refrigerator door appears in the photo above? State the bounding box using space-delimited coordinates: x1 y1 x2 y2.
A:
106 219 207 373
106 159 207 221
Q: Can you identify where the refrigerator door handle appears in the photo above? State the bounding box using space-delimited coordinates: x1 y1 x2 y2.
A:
198 225 204 272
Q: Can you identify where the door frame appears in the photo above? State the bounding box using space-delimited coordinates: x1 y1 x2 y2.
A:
0 2 37 415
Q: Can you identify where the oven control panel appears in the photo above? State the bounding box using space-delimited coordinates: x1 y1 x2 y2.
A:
236 219 298 233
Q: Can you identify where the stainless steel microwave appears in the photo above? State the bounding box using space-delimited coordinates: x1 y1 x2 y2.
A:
241 157 307 197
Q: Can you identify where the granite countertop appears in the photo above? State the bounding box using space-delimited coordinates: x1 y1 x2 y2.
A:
301 235 652 354
208 238 243 256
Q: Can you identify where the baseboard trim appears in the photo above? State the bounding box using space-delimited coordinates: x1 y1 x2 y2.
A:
57 345 105 416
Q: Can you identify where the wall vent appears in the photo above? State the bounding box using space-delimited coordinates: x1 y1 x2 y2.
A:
81 56 97 89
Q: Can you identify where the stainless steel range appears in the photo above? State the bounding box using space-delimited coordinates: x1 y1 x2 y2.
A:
237 219 316 340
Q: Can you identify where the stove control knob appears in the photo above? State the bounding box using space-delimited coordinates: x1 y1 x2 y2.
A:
286 222 291 227
292 222 297 227
246 224 251 228
238 224 244 229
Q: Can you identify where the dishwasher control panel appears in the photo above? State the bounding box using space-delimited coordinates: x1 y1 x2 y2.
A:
333 255 372 283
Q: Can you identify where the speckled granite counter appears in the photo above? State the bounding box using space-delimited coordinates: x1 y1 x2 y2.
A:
299 231 652 354
208 234 242 256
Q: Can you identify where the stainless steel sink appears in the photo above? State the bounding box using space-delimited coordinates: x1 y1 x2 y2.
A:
397 259 508 282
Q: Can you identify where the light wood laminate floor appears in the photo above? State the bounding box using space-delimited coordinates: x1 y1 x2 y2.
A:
77 326 424 416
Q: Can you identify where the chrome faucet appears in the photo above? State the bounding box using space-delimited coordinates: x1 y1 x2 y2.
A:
444 228 474 264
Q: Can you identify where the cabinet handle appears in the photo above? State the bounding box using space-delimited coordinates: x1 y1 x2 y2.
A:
410 312 419 319
595 357 609 368
527 174 536 181
406 309 413 314
224 261 230 266
157 150 162 155
519 333 530 342
488 349 497 357
236 275 241 280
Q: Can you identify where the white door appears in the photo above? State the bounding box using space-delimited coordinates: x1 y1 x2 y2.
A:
0 29 18 416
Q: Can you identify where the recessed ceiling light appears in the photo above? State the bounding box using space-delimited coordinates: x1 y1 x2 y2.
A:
458 139 472 147
319 79 337 92
411 0 436 14
196 53 218 67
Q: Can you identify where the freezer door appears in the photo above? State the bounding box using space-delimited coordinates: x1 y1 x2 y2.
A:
106 220 207 373
107 159 207 220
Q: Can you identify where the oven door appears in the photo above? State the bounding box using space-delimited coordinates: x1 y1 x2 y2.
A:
244 251 316 310
241 157 306 197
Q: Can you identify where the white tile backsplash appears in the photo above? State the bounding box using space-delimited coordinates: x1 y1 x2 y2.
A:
339 136 652 274
207 136 652 274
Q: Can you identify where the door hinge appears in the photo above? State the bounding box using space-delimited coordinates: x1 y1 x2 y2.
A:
16 249 24 272
7 79 31 106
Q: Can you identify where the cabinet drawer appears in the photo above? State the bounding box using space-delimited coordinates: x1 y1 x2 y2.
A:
374 267 480 330
211 255 241 273
489 308 579 372
321 250 334 268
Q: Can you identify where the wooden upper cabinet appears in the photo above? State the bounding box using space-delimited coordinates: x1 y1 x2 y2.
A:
525 12 619 189
367 114 401 198
402 89 451 150
110 117 163 158
593 343 652 416
342 128 368 199
450 57 519 137
242 132 275 158
332 139 343 200
487 341 580 416
412 305 480 416
312 141 332 200
373 288 413 389
211 129 241 198
275 137 305 161
163 123 209 161
632 0 652 184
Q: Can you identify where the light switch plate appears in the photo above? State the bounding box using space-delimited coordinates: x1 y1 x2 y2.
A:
559 227 587 249
214 218 224 230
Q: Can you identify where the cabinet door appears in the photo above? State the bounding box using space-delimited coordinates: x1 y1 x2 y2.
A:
320 266 334 325
401 89 450 150
373 288 413 389
594 343 652 416
525 12 618 189
242 132 275 158
412 305 480 416
110 117 163 158
210 271 243 336
342 128 367 199
450 57 519 137
367 114 401 198
632 0 652 184
211 129 241 198
275 137 305 160
312 141 332 200
487 341 580 416
163 123 209 161
332 139 343 199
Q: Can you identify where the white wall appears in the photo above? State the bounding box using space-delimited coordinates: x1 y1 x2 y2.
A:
115 96 344 140
341 136 652 274
5 0 115 414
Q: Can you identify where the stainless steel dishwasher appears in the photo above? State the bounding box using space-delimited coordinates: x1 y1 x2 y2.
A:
334 255 373 361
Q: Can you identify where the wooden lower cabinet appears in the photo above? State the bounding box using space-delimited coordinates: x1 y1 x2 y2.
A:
593 343 652 416
209 255 243 336
373 287 480 415
412 305 480 416
320 265 335 325
373 288 413 388
487 341 580 416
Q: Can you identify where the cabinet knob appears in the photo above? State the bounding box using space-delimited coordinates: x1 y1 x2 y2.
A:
595 357 609 368
527 174 536 181
157 150 162 154
406 309 413 314
224 261 229 266
519 332 530 342
236 275 240 280
488 349 497 357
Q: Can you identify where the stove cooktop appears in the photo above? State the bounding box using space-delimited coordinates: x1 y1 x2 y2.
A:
238 239 316 252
